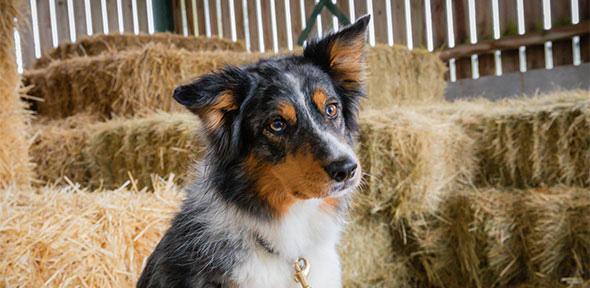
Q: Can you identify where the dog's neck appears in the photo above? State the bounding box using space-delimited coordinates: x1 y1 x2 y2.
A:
252 198 347 259
190 164 350 258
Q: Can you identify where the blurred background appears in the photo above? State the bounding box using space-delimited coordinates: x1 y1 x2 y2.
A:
11 0 590 98
1 1 589 287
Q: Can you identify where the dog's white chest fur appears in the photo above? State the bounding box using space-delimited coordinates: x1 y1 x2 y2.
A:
231 199 344 288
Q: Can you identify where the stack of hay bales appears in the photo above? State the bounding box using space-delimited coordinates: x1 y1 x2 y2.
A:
27 88 589 287
373 91 590 288
0 0 32 188
24 44 446 119
0 179 183 287
33 33 245 68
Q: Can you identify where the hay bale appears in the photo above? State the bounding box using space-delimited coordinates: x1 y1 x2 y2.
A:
460 93 590 188
0 180 183 287
31 112 204 189
468 91 588 188
30 90 588 191
523 187 590 286
410 90 590 188
363 45 447 109
85 113 204 189
25 45 447 120
34 33 245 68
0 181 410 287
0 0 33 188
1 186 586 287
411 191 485 288
339 213 415 288
30 113 99 185
25 44 257 119
412 187 590 288
31 107 475 196
357 109 475 219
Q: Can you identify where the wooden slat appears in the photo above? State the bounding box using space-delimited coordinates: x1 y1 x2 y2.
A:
260 0 273 50
196 0 207 36
391 0 405 45
475 0 491 41
523 0 544 71
185 0 195 35
275 0 287 50
73 0 87 38
473 0 492 77
289 0 303 46
171 0 181 34
581 0 590 21
452 0 467 46
582 34 590 62
137 0 149 33
56 0 71 43
91 0 106 34
415 0 428 48
247 0 260 51
122 0 134 33
439 21 590 61
17 0 36 68
36 0 54 55
497 0 519 74
431 0 446 49
234 0 245 41
372 0 388 44
220 0 232 40
106 0 120 33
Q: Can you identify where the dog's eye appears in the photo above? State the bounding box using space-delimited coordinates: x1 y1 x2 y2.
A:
325 104 338 118
269 118 287 133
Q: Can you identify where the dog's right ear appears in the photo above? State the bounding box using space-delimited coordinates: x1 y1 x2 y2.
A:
174 66 252 155
174 66 251 132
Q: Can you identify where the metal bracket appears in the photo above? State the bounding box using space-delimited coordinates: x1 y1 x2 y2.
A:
297 0 351 45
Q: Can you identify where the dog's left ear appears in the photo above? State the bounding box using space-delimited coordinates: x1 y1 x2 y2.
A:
304 15 370 131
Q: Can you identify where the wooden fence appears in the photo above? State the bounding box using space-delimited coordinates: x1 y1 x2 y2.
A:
13 0 590 82
14 0 157 70
170 0 589 81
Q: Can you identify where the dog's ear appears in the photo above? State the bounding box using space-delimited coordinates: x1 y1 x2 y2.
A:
304 15 370 131
304 15 369 91
174 66 252 153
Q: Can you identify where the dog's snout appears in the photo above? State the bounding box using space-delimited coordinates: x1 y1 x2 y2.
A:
324 159 357 182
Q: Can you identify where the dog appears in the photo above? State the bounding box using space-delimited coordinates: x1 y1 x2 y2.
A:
137 15 370 288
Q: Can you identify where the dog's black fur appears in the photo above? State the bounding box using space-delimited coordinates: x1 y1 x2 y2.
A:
138 15 370 288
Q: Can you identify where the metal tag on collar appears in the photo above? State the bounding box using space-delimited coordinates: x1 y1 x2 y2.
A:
294 257 311 288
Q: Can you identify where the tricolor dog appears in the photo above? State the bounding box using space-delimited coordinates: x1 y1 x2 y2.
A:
138 15 370 288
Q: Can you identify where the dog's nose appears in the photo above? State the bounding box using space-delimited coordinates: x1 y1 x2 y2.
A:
324 159 357 182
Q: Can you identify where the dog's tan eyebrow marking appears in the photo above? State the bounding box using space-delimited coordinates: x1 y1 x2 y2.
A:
312 89 328 113
278 101 297 124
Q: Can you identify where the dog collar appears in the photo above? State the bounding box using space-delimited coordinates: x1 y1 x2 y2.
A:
254 233 278 255
254 233 311 288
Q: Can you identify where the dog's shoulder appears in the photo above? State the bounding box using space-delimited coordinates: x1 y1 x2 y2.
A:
138 188 246 287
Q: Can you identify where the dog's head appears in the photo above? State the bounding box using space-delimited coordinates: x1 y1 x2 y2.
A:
174 15 370 217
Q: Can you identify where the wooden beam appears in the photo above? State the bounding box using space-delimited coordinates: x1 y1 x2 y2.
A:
439 21 590 61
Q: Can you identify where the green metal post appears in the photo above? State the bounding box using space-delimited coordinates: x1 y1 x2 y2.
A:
152 0 174 32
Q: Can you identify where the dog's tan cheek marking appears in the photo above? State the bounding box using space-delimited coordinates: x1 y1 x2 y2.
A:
273 146 331 200
312 89 328 113
245 154 298 217
278 101 297 124
198 92 238 130
245 147 332 217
